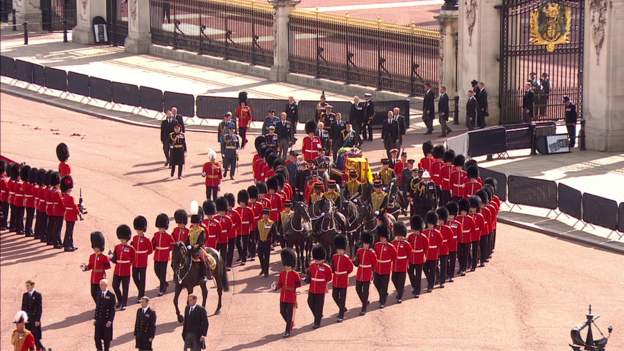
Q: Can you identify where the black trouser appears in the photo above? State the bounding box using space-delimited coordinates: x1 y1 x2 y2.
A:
154 261 168 293
237 235 247 263
479 235 489 265
423 112 434 132
239 127 248 147
226 238 236 267
162 142 170 164
26 321 44 349
94 321 112 351
217 243 227 266
355 281 370 311
438 255 448 286
47 215 63 246
248 230 258 258
477 111 487 129
332 287 347 318
362 120 373 141
458 243 469 273
223 157 237 178
24 207 35 235
205 186 218 202
162 3 171 23
567 123 577 148
373 273 390 305
91 283 99 303
307 293 325 326
280 302 294 333
471 241 479 270
491 230 496 254
35 211 47 241
257 241 270 275
9 204 16 231
132 267 147 299
407 263 423 295
14 205 25 233
0 201 8 228
170 163 183 178
63 220 75 249
112 275 130 307
424 260 437 290
391 271 406 299
448 251 457 280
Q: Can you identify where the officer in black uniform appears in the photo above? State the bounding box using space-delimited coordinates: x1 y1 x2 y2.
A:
222 126 240 180
134 296 156 351
94 279 116 351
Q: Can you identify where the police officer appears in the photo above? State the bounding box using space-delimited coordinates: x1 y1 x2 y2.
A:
564 96 578 148
222 126 240 180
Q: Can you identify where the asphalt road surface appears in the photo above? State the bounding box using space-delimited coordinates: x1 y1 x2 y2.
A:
1 93 623 350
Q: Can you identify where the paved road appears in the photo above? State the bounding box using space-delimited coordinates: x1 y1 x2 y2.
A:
1 93 623 350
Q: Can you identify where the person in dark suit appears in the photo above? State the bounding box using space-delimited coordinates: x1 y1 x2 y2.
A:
539 73 550 117
465 90 478 130
182 294 209 351
422 83 435 134
362 93 375 141
476 82 488 128
382 111 400 159
438 86 451 137
349 96 365 136
134 296 156 351
563 96 578 148
285 96 299 140
21 280 45 351
522 82 535 123
160 110 176 166
392 107 406 151
94 279 116 351
171 106 185 132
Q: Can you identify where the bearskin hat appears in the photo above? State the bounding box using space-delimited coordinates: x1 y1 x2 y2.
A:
60 175 73 193
466 165 479 179
443 150 456 163
90 231 105 251
281 248 296 267
155 213 170 229
275 173 286 188
361 231 373 245
458 198 470 213
376 224 389 239
254 135 267 153
265 153 277 168
432 145 445 159
410 215 424 231
312 245 325 261
484 177 498 190
56 142 69 162
247 185 258 200
394 222 407 237
7 163 18 180
0 160 5 175
476 189 490 205
468 195 482 209
266 177 278 192
272 158 284 170
116 224 132 241
237 189 249 205
425 211 438 226
215 197 228 213
436 207 449 223
422 141 433 155
49 172 61 187
133 215 148 231
238 91 248 104
36 168 46 186
190 200 203 224
43 170 53 186
483 184 495 199
28 167 39 183
334 235 347 251
453 154 466 167
256 182 268 194
464 159 478 171
224 193 235 209
174 209 188 225
446 201 459 216
305 120 317 134
19 165 30 181
203 200 216 216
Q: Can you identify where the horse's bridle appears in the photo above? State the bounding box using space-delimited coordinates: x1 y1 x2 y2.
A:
174 244 192 284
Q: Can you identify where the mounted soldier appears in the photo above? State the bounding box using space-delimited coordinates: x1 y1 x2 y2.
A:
323 180 341 206
370 179 388 213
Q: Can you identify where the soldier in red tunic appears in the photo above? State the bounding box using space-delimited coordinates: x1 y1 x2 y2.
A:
436 207 453 288
152 214 173 296
422 211 443 292
56 142 71 177
476 190 492 266
455 198 475 276
445 202 462 282
224 193 242 268
468 196 485 271
34 170 49 243
46 172 64 248
302 121 322 163
391 222 412 303
202 201 221 250
235 190 254 265
81 231 111 303
247 185 263 260
111 225 135 310
449 155 466 201
418 141 434 172
131 216 153 303
14 164 27 235
429 145 445 186
0 160 8 231
355 231 376 315
214 197 233 269
439 150 456 205
373 225 396 308
22 166 36 237
201 150 222 202
172 209 189 243
407 216 428 297
331 235 353 322
274 248 301 337
307 245 332 328
60 175 81 251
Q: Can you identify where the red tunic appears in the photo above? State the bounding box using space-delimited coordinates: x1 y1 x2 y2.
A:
455 215 475 244
235 206 254 236
422 228 443 261
373 242 397 275
213 214 232 244
13 330 36 351
266 193 283 222
59 161 71 177
356 248 377 282
439 163 454 191
481 206 493 235
227 209 241 239
48 188 64 217
331 254 353 288
437 224 453 256
430 160 443 185
391 239 412 272
250 200 263 229
61 193 80 222
201 218 221 249
463 179 482 198
12 180 24 207
252 155 265 183
487 202 499 231
283 183 293 200
308 262 332 294
0 176 8 202
469 213 485 242
407 232 428 265
37 186 48 213
394 160 405 185
86 253 111 284
202 162 222 187
22 182 35 208
418 155 435 172
131 235 153 268
277 270 301 304
112 243 135 277
302 135 322 162
447 219 462 252
450 167 467 198
172 226 189 243
236 105 253 128
152 231 174 262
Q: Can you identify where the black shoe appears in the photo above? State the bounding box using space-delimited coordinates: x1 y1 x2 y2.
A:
379 304 384 309
479 263 485 267
448 278 454 283
282 331 290 337
115 303 122 310
230 176 234 180
424 131 432 135
312 324 320 329
53 245 63 249
359 310 366 316
439 284 445 289
426 288 433 293
240 261 245 266
396 298 402 304
337 317 343 323
158 291 164 296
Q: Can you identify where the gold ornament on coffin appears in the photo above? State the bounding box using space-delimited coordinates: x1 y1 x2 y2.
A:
530 2 572 53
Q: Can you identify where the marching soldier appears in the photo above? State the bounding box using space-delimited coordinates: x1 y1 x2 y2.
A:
202 149 222 202
224 193 242 267
60 175 81 251
476 190 493 265
418 141 434 172
172 209 189 244
35 170 50 243
23 167 37 237
247 185 263 260
379 159 395 189
94 279 116 351
455 199 475 276
169 122 187 179
341 121 361 149
468 196 485 271
257 208 275 277
444 202 462 282
373 225 396 308
302 121 322 163
435 208 451 288
355 231 376 315
450 155 467 201
56 142 71 177
201 200 221 250
0 160 8 231
323 180 341 206
278 200 294 249
274 248 301 337
309 182 324 205
131 216 153 302
331 235 353 322
307 245 333 328
344 170 363 199
409 170 438 218
371 180 388 213
134 296 156 351
214 197 233 267
439 150 456 205
111 225 135 310
152 214 174 296
187 201 209 282
407 216 427 297
222 126 240 180
235 190 254 264
46 171 64 248
422 211 443 292
81 231 111 303
391 222 411 303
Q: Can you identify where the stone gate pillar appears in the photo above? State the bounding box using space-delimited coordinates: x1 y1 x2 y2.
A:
125 0 151 53
438 8 459 103
269 0 300 82
457 0 502 125
583 0 624 151
12 0 42 31
73 0 107 44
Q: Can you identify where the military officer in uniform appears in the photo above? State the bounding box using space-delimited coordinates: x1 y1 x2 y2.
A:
278 200 294 248
222 126 240 180
323 180 341 206
344 170 363 199
341 121 362 148
264 125 279 155
134 296 156 351
257 208 275 277
111 225 135 310
187 201 209 282
309 183 324 205
371 180 388 213
94 279 116 351
379 159 395 189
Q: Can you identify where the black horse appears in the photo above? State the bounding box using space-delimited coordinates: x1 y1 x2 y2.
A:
338 198 361 257
171 242 229 322
385 181 405 219
310 197 346 257
283 201 313 271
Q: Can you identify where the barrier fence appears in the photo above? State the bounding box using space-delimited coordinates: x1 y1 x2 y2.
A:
0 55 409 126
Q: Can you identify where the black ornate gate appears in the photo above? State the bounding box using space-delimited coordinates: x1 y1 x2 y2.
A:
499 0 584 124
41 0 76 31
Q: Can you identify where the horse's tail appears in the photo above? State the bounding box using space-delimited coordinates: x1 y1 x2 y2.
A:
219 253 230 292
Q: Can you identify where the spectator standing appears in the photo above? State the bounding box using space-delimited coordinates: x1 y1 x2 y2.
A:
21 280 45 351
522 82 535 123
438 86 451 137
362 93 375 141
466 90 478 130
539 72 550 117
476 82 488 128
182 295 208 351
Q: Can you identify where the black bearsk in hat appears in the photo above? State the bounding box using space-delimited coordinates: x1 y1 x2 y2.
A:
410 215 424 231
90 231 105 251
237 189 249 205
281 248 296 267
224 193 236 209
376 224 389 241
266 177 278 192
28 167 39 183
8 163 19 180
19 165 31 182
238 91 248 104
334 235 347 251
312 245 325 261
0 160 5 175
174 209 188 225
155 213 170 229
255 136 267 153
133 216 148 231
247 185 258 200
56 142 69 162
425 211 438 226
49 172 60 187
256 182 268 195
60 175 73 193
116 224 132 241
215 197 228 213
393 222 407 237
36 168 46 186
361 231 373 245
305 120 317 134
203 200 216 216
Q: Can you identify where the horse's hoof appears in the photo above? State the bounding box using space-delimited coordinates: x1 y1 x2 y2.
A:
177 315 184 323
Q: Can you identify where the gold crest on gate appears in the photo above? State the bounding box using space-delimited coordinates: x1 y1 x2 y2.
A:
530 1 572 53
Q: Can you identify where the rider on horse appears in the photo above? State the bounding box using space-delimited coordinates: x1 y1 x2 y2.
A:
371 179 388 213
186 201 213 282
323 180 341 206
344 170 363 199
